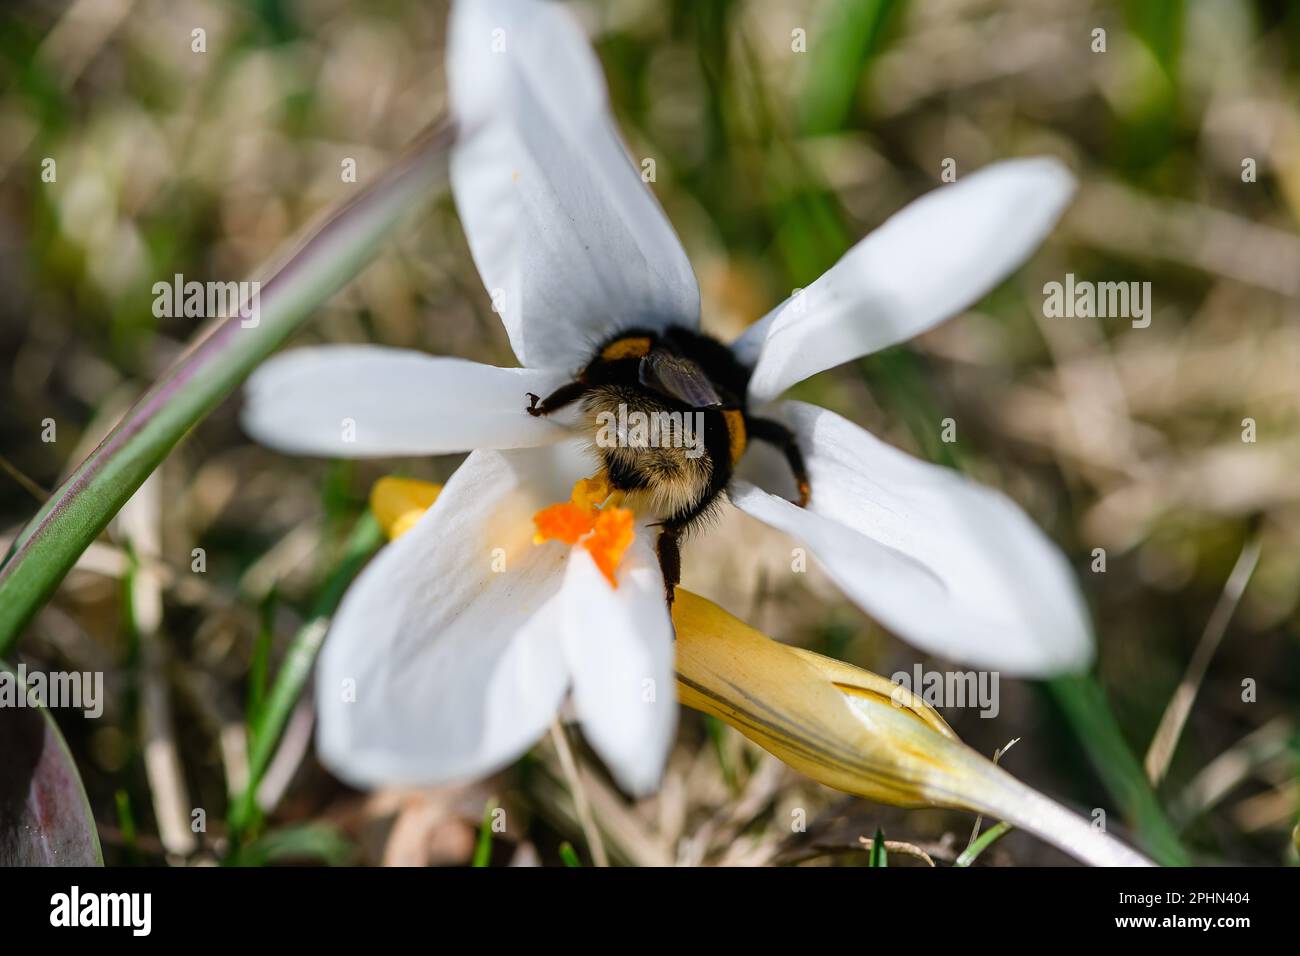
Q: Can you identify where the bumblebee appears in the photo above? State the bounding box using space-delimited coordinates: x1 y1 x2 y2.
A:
526 325 809 603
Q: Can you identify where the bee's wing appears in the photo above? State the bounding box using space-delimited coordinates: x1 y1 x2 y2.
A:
639 350 723 408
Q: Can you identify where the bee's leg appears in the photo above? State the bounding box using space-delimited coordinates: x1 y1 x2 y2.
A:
745 416 810 507
655 523 683 607
525 380 590 417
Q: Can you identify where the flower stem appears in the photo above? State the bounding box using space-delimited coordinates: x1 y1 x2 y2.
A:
974 763 1156 867
1049 673 1191 866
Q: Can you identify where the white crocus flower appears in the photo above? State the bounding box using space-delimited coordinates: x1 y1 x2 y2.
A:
243 0 1089 795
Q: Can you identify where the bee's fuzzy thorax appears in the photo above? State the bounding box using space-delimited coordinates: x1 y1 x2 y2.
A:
580 384 717 520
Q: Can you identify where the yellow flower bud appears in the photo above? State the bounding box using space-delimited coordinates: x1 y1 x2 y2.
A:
671 590 1153 867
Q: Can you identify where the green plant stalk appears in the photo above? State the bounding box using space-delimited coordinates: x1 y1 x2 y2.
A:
1050 673 1190 866
0 121 454 657
228 514 382 839
868 827 887 867
472 796 498 868
558 842 582 867
799 0 901 135
955 821 1013 867
705 714 738 793
114 789 136 851
247 596 276 728
226 824 352 867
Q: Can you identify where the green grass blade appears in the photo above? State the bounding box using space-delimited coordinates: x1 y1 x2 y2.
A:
226 824 352 867
228 513 383 840
247 595 276 728
867 826 887 867
472 796 499 868
705 713 738 792
558 841 583 867
799 0 901 134
114 789 137 863
0 121 453 657
954 821 1012 867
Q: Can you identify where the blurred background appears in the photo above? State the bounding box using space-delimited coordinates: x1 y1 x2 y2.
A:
1 0 1298 866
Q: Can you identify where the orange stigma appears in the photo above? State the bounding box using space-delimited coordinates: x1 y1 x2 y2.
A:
533 474 635 587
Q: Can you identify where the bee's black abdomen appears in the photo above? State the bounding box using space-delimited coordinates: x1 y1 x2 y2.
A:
605 454 651 493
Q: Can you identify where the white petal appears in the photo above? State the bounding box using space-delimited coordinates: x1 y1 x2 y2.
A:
447 0 699 371
734 158 1076 403
730 402 1094 676
560 530 675 796
242 345 570 457
315 444 591 788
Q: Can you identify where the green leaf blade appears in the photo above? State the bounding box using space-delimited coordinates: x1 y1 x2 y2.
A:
0 122 453 657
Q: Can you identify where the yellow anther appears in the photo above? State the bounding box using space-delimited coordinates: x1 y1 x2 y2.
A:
570 473 614 510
